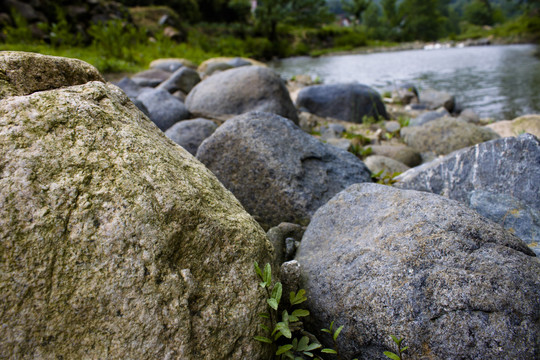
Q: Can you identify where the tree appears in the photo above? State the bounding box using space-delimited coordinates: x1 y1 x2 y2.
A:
398 0 444 41
341 0 371 26
254 0 331 41
464 0 494 26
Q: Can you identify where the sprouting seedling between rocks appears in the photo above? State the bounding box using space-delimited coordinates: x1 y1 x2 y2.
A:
384 335 408 360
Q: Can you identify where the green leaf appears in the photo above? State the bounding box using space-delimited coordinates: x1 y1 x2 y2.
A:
401 346 409 353
297 336 309 351
259 324 270 332
302 352 314 357
390 335 401 345
288 314 299 322
321 329 332 334
281 310 289 324
258 312 270 319
304 343 321 351
275 322 292 338
383 351 401 360
333 325 344 341
290 289 307 305
254 261 262 279
296 357 305 360
253 336 272 343
263 263 272 287
291 309 310 318
276 344 293 355
267 298 278 311
271 282 283 304
259 281 267 288
321 348 338 354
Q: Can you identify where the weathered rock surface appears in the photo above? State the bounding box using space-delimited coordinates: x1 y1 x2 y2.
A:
0 51 104 99
366 144 422 167
486 114 540 138
150 58 197 71
401 117 499 155
396 134 540 254
164 118 217 155
0 81 273 359
197 57 266 75
296 83 388 123
186 66 298 122
296 183 539 360
136 88 190 131
196 112 372 229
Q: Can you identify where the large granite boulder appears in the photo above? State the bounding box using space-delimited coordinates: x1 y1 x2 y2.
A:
401 117 499 155
396 134 540 254
296 183 539 360
0 51 104 99
164 118 217 155
157 67 201 94
196 112 372 229
0 79 273 359
295 83 388 123
185 66 298 122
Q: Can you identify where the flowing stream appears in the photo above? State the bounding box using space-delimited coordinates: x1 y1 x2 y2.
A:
270 44 540 120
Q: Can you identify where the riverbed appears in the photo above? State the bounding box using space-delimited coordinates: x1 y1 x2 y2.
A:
270 44 540 120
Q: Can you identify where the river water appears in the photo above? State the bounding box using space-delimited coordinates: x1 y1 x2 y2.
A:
270 44 540 120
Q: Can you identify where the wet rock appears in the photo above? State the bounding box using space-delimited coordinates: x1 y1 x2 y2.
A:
296 83 388 123
164 118 217 155
296 183 539 360
196 112 372 229
0 80 273 359
186 67 298 123
396 134 540 254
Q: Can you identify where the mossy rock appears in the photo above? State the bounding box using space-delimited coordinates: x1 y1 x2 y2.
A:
0 79 272 359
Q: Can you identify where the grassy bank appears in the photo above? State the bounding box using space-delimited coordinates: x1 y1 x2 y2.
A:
1 12 538 75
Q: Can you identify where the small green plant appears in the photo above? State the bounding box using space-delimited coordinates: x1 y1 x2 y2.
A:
397 116 410 128
382 91 392 98
253 262 321 359
349 144 372 159
383 335 408 360
313 76 323 84
371 170 401 186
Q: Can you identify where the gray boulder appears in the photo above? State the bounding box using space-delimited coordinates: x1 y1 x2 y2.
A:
396 134 540 254
115 76 144 100
419 88 455 112
296 183 539 360
186 66 298 122
196 112 372 229
149 59 184 72
0 51 104 99
409 107 449 126
227 57 252 67
0 80 273 359
296 83 388 123
164 118 217 155
137 88 190 131
157 67 201 94
401 117 499 155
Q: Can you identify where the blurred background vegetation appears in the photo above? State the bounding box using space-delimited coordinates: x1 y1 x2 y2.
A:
0 0 539 73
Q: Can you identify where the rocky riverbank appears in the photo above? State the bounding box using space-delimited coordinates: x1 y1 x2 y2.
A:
1 51 539 360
